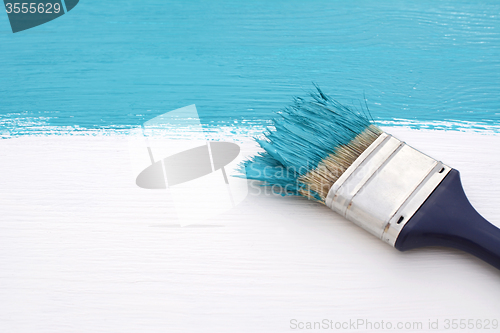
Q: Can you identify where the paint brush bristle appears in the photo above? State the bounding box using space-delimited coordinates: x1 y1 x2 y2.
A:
240 88 383 203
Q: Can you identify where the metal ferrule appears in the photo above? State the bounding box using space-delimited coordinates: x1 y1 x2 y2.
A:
325 132 451 246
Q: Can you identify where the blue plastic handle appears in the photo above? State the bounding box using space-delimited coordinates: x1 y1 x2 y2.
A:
395 169 500 270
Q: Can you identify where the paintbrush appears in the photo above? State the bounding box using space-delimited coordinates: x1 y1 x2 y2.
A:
240 87 500 270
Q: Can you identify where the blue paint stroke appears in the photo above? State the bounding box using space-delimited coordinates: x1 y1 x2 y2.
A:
0 0 499 135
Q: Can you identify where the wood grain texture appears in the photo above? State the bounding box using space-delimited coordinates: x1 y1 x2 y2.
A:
1 129 500 332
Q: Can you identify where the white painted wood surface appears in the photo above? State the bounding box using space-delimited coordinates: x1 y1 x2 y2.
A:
1 128 500 332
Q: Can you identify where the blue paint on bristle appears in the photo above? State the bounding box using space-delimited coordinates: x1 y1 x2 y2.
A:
239 87 373 198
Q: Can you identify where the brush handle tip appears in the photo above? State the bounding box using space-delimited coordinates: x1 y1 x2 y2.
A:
395 169 500 270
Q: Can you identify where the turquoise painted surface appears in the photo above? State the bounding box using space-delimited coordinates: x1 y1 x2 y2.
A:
1 0 499 135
